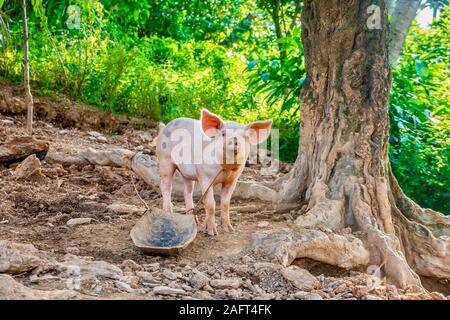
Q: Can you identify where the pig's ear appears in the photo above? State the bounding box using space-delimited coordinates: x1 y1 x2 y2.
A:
246 120 272 145
201 109 224 138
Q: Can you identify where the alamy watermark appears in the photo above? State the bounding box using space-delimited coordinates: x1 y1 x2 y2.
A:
66 5 81 30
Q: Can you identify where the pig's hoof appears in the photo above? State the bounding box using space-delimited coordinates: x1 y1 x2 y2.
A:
221 223 234 233
204 223 218 236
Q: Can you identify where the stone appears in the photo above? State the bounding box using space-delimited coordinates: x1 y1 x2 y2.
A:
365 294 384 300
136 271 155 283
0 136 49 165
143 262 160 271
190 270 209 290
96 136 107 143
193 291 213 299
0 274 78 300
153 286 186 296
0 119 14 125
210 278 241 289
14 154 43 179
66 218 92 227
121 259 142 272
253 293 275 300
136 131 152 143
58 254 123 280
227 289 242 299
0 240 45 274
257 221 270 228
107 202 145 215
352 285 369 298
281 266 319 291
87 131 102 138
121 274 140 288
162 269 178 280
115 281 136 293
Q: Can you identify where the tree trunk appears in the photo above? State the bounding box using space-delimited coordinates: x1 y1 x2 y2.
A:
278 0 449 288
21 0 33 134
387 0 422 67
272 0 287 63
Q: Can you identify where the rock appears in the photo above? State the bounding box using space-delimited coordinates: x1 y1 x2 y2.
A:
365 294 384 300
233 181 278 202
0 119 14 125
107 202 145 215
0 240 45 274
96 136 107 143
162 269 178 281
0 136 49 165
66 218 92 227
87 131 102 138
115 281 136 293
210 278 241 289
227 289 242 299
352 285 369 298
257 221 270 228
136 131 152 143
0 274 78 300
14 154 43 179
153 286 186 296
253 293 275 300
136 271 155 283
193 291 213 299
253 262 282 271
143 262 160 271
121 259 142 272
121 274 140 288
58 254 123 280
296 292 322 300
281 266 319 291
190 270 209 290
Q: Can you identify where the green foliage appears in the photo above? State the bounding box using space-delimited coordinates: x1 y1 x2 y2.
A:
389 11 450 214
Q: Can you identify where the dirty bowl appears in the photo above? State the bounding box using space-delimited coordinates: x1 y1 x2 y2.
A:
130 208 197 255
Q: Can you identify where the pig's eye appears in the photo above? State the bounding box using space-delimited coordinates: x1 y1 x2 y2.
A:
222 131 226 137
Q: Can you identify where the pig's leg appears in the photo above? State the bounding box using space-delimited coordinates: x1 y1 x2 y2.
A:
220 181 237 233
160 162 176 213
183 178 195 212
200 179 217 236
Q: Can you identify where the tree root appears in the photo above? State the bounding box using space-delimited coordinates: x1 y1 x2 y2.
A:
253 227 369 269
45 148 278 202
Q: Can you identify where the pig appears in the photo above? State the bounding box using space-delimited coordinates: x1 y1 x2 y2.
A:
156 108 272 236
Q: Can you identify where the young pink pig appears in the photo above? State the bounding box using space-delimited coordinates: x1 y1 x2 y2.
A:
156 109 272 236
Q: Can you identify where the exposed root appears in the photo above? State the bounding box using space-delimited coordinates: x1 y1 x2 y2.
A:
253 227 370 269
45 147 278 202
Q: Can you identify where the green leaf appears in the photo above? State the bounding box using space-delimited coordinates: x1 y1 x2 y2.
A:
415 60 428 78
261 72 270 83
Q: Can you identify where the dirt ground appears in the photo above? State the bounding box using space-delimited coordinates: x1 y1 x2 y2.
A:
0 87 448 300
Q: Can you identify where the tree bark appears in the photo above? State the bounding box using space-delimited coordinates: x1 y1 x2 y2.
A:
278 0 449 288
21 0 33 134
388 0 422 67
